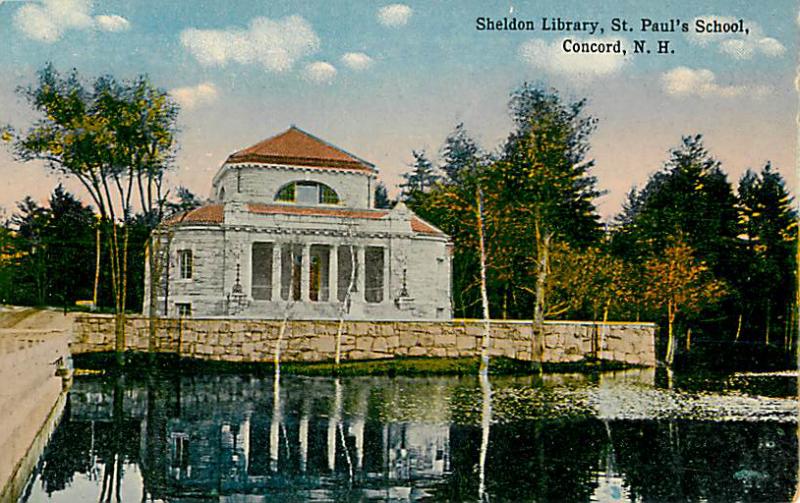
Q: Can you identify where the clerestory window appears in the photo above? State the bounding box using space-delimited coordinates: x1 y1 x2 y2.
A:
275 181 339 205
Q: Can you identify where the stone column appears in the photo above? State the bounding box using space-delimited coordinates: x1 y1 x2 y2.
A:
356 245 366 302
271 243 281 302
301 243 310 302
329 245 338 303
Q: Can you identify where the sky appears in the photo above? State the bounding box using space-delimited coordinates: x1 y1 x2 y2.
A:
0 0 796 219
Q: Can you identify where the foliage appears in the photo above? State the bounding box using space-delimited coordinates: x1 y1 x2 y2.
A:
373 181 393 209
5 64 179 361
1 186 96 307
642 237 726 363
165 186 203 216
400 150 439 204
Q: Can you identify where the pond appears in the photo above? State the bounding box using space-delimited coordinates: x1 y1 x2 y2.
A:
18 367 800 502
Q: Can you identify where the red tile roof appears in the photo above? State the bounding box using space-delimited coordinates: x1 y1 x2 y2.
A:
163 203 446 237
164 204 223 225
226 127 375 173
411 217 445 236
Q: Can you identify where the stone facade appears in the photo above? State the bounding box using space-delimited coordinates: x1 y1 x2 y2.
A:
144 127 452 320
71 316 657 367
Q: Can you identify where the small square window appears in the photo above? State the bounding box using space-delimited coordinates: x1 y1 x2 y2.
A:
178 250 193 279
176 303 192 318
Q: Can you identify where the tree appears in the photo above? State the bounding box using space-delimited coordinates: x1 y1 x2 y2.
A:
6 64 178 364
44 185 96 308
736 163 797 347
643 237 726 366
440 123 480 183
373 181 392 209
165 186 203 216
400 150 438 203
9 197 49 304
614 135 739 280
2 186 96 308
494 84 602 367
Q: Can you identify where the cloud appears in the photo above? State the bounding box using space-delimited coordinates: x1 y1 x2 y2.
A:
170 82 220 110
341 52 373 70
518 37 627 79
13 0 129 42
688 16 785 60
378 4 412 27
180 15 319 72
662 67 770 98
95 14 130 33
303 61 337 84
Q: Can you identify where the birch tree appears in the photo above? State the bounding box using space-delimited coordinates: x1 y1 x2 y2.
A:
6 65 178 365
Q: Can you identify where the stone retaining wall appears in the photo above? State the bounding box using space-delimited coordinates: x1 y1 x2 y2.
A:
71 316 657 367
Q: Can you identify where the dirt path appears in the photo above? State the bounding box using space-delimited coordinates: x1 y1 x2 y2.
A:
0 307 76 331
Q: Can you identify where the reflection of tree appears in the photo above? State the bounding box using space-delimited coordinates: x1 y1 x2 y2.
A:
612 420 795 502
36 404 93 495
31 373 799 502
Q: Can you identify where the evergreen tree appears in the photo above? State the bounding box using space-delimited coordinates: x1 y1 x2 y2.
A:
400 150 438 203
736 163 797 346
166 186 203 215
373 181 392 209
613 135 739 278
440 123 480 183
45 185 96 307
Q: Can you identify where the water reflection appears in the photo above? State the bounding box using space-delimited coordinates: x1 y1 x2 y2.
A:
20 370 799 502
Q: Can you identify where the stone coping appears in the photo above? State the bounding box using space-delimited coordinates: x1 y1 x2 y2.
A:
74 314 656 327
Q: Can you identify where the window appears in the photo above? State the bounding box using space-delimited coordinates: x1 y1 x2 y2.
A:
309 245 331 302
218 186 225 201
178 250 193 279
176 303 192 317
251 243 273 300
365 247 384 303
274 182 339 205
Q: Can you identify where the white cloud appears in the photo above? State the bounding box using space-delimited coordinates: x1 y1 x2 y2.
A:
180 15 319 72
170 82 220 110
688 16 785 60
95 14 130 33
378 4 412 27
662 67 770 98
13 0 129 42
341 52 373 70
303 61 336 84
518 37 627 79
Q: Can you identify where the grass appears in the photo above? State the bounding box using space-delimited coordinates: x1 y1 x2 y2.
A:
73 352 638 377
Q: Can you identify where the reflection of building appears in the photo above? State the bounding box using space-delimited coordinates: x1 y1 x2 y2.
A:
144 126 452 320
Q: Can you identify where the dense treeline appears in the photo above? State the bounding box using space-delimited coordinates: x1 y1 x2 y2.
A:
0 184 201 311
400 83 797 368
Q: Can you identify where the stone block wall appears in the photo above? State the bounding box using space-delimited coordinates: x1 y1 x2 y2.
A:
71 316 656 367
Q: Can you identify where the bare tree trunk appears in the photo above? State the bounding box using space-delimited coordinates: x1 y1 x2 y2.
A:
93 224 101 309
685 328 692 352
477 188 491 375
531 217 551 374
734 313 743 342
147 236 158 355
666 301 676 367
335 235 357 368
765 300 771 346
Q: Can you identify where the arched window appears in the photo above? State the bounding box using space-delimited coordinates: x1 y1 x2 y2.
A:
275 181 339 205
218 186 225 201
